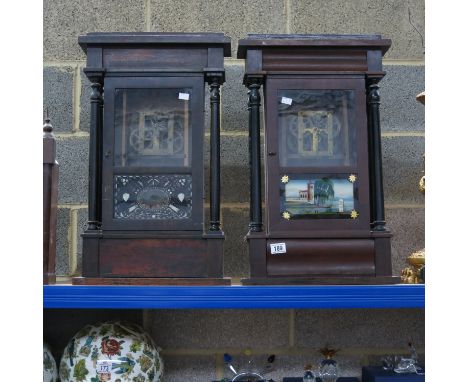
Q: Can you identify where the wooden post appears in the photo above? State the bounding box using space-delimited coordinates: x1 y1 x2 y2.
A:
206 73 224 231
43 112 58 284
97 85 104 224
367 78 386 231
246 76 263 232
87 79 103 230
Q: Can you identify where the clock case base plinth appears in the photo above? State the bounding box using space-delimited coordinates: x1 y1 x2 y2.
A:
72 277 230 286
74 231 228 285
242 231 398 285
242 276 400 285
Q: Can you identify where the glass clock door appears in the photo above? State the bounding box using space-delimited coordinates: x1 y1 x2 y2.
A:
102 77 204 231
265 78 370 233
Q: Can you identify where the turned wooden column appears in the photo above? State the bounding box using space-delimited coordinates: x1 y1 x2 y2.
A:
43 113 58 284
367 78 386 231
97 85 104 224
246 76 263 232
207 73 223 231
86 77 103 231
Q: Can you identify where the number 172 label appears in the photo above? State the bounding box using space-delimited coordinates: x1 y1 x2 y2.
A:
96 360 113 374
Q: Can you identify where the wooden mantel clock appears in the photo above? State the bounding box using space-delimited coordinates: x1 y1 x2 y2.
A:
237 34 399 284
73 33 231 285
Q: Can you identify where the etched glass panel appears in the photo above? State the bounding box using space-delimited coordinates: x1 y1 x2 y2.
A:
114 175 192 220
114 88 192 167
278 90 356 167
280 174 358 220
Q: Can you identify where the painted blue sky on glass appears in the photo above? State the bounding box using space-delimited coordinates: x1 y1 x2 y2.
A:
285 179 353 201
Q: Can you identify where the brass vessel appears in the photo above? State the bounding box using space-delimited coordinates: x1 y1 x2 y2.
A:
401 91 425 284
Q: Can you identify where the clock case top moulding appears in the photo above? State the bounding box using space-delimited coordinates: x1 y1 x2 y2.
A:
73 33 231 286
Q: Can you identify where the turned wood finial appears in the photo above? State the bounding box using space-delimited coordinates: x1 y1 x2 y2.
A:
43 107 53 133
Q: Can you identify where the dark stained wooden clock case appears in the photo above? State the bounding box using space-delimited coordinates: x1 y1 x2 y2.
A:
237 34 399 284
73 33 231 285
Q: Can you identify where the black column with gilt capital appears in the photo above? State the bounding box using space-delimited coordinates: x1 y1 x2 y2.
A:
367 77 387 231
206 72 224 231
86 76 103 231
246 76 263 232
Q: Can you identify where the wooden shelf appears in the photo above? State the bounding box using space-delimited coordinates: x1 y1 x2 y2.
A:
44 284 424 309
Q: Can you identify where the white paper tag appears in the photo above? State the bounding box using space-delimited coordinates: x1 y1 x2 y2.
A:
96 360 113 374
281 97 292 105
270 242 287 254
179 92 190 100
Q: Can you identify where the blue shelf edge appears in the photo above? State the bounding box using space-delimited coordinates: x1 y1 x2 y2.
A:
43 284 424 309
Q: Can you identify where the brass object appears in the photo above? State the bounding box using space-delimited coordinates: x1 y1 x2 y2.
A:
297 110 335 156
133 111 179 156
281 175 289 183
282 211 291 220
401 249 425 284
418 154 425 194
348 174 357 183
402 90 425 284
350 210 359 219
419 175 425 194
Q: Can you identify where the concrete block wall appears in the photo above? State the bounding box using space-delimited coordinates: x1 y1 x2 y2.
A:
44 0 425 380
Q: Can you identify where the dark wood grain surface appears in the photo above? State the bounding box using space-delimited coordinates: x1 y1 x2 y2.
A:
241 34 394 283
79 33 230 283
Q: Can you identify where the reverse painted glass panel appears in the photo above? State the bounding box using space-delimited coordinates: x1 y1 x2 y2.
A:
280 174 359 220
278 90 356 167
114 88 192 167
114 175 192 220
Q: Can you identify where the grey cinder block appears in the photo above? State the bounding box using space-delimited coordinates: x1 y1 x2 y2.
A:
56 136 89 204
289 0 425 60
43 0 146 60
222 207 250 277
381 65 425 132
150 0 286 56
79 69 91 132
223 64 249 132
75 208 88 275
382 136 425 205
160 355 216 382
43 66 74 133
55 208 71 276
147 309 289 349
295 308 424 349
386 207 425 276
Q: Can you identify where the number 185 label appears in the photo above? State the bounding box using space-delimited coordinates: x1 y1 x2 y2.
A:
270 242 286 254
